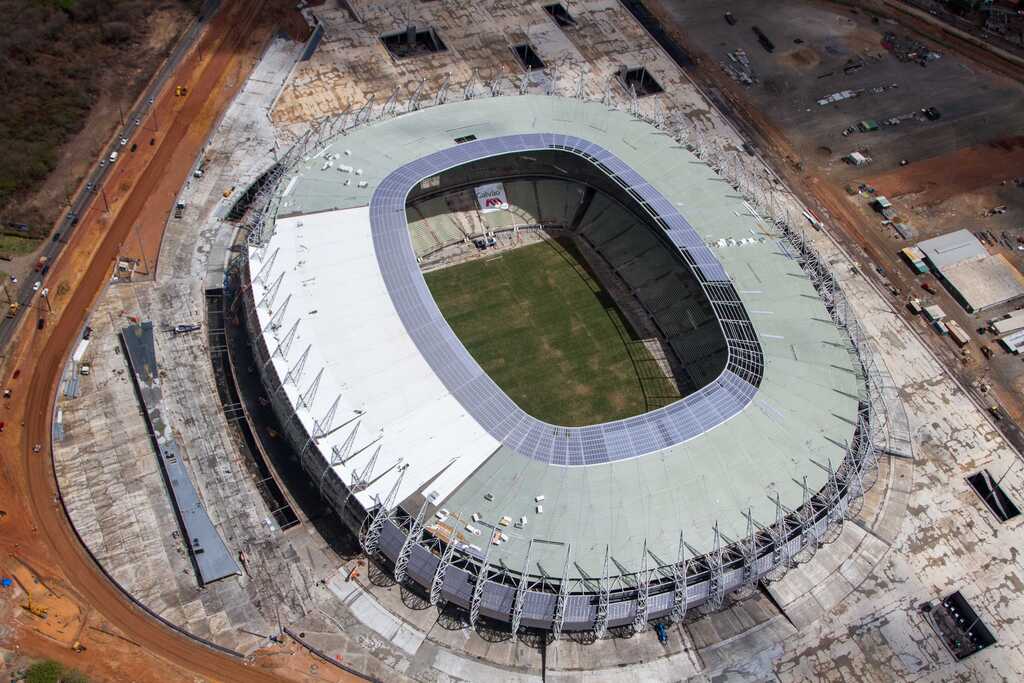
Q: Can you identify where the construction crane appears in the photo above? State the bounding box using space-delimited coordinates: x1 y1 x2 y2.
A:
21 594 48 619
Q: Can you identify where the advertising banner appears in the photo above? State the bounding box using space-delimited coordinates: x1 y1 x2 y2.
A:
474 182 509 213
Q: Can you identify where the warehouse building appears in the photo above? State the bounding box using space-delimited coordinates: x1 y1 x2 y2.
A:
917 229 1024 312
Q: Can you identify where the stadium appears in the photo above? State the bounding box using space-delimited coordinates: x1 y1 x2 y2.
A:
239 94 881 636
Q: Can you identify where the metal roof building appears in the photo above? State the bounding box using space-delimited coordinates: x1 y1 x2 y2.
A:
917 229 1024 312
991 310 1024 336
238 95 881 634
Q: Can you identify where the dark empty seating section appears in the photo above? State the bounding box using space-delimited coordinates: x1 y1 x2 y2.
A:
503 180 543 225
598 225 658 264
578 198 631 246
570 189 730 391
669 323 729 385
535 179 584 224
618 248 676 289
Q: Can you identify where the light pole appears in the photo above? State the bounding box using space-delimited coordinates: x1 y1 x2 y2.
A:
40 288 50 313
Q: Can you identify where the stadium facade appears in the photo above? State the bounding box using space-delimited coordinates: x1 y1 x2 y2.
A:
239 95 884 636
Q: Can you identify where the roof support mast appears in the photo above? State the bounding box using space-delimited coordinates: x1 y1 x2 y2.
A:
361 463 408 557
551 545 572 638
393 500 429 584
469 535 493 630
632 541 651 634
670 536 689 624
430 537 458 607
510 539 534 641
594 546 611 638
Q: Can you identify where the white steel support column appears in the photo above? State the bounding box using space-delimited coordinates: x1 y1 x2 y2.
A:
253 247 279 285
258 271 285 311
796 476 814 551
361 464 407 557
297 368 323 412
268 294 291 331
740 510 761 586
284 344 311 387
469 538 493 630
594 547 611 638
552 545 572 638
272 319 299 359
394 500 429 585
349 443 379 493
382 86 399 118
706 524 725 612
435 72 451 106
632 541 651 634
463 68 479 100
511 539 534 641
670 536 689 624
355 93 375 125
430 538 458 607
312 394 341 440
769 494 789 570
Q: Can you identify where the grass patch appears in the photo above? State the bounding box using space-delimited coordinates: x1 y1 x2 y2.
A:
424 237 678 426
25 659 89 683
0 233 42 257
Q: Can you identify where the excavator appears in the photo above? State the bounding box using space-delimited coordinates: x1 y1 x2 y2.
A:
21 594 48 619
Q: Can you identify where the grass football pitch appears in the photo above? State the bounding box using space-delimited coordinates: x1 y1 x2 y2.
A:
424 237 679 426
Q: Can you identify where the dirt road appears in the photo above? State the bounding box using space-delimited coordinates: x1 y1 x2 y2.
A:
869 137 1024 204
0 2 349 681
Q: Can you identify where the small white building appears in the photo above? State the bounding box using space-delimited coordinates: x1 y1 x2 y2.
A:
924 305 946 322
846 151 871 166
991 310 1024 336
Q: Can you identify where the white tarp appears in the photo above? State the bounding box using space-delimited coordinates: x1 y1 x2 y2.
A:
474 182 508 213
72 338 90 364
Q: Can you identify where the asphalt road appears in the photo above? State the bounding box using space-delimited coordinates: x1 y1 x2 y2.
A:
0 1 219 356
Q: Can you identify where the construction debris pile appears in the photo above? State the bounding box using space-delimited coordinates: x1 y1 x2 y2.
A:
819 83 899 108
985 6 1024 48
881 32 941 65
842 105 939 137
720 48 755 85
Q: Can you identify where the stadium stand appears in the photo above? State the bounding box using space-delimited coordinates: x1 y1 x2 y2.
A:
407 166 731 391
